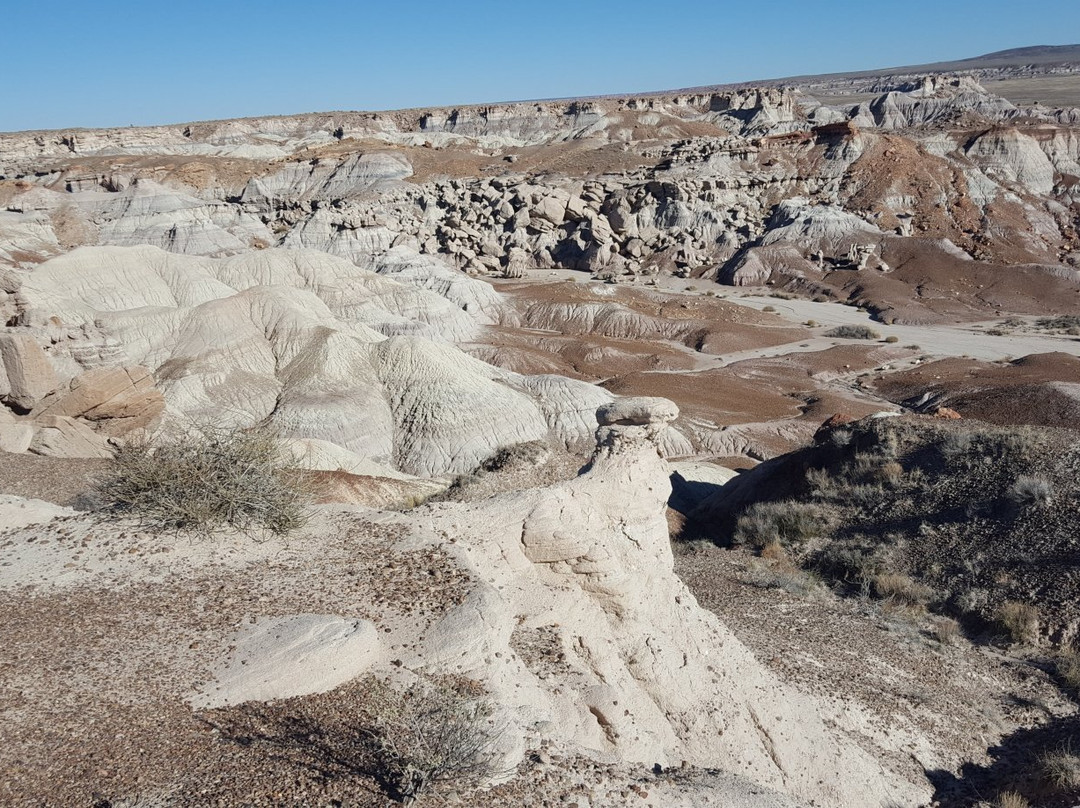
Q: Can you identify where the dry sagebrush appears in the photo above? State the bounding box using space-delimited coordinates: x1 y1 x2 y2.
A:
97 424 311 537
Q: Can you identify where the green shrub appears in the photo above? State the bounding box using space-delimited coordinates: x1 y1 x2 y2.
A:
97 424 311 536
824 324 880 340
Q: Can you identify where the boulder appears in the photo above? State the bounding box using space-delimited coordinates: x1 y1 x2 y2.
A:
28 415 112 459
933 406 962 420
0 407 34 453
30 365 164 436
0 334 58 411
813 412 856 443
596 396 679 427
191 615 382 708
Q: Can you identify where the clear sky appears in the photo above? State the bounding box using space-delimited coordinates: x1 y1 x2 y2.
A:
3 0 1078 132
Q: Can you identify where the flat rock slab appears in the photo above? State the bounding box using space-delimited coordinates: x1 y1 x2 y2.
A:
192 614 381 708
0 494 75 531
596 396 679 426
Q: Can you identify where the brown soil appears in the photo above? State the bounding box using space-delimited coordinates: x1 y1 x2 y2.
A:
0 452 108 506
874 351 1080 426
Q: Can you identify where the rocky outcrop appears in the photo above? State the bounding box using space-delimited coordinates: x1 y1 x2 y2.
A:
10 245 618 475
389 401 928 805
0 333 58 411
965 127 1058 195
29 365 164 436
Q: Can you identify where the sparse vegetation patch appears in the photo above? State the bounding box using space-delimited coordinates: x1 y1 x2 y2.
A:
95 424 311 536
824 324 880 340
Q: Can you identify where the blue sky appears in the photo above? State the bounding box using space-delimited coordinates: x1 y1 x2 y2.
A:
2 0 1078 131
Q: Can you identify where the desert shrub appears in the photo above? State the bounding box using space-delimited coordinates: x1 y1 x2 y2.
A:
814 543 879 587
1000 427 1043 457
740 557 820 596
1037 314 1080 331
995 600 1040 645
1056 647 1080 696
762 304 776 312
362 677 503 802
956 586 990 614
829 428 853 448
97 424 311 536
805 319 818 327
734 500 828 554
481 440 550 472
994 791 1030 808
1007 475 1054 508
938 431 976 465
824 324 880 340
873 572 933 607
851 453 904 485
883 335 899 343
876 460 905 485
1040 740 1080 790
804 466 835 495
932 618 961 645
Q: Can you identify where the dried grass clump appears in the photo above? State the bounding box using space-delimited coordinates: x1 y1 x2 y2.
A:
824 324 880 340
1036 314 1080 331
362 677 503 802
995 600 1040 646
1007 475 1054 508
733 500 829 554
1040 740 1080 790
994 791 1030 808
1056 647 1080 695
97 424 311 536
873 572 934 607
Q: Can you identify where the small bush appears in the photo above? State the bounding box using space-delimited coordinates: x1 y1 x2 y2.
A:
883 335 899 344
933 618 962 645
825 324 880 340
734 500 828 554
1040 740 1080 790
1007 476 1054 508
363 677 503 802
873 572 934 606
741 558 820 596
939 431 975 464
481 440 550 472
97 424 311 536
995 791 1030 808
995 600 1040 645
762 305 776 312
1056 647 1080 695
1037 314 1080 331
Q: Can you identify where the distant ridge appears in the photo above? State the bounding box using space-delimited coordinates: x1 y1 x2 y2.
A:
963 44 1080 63
739 43 1080 88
